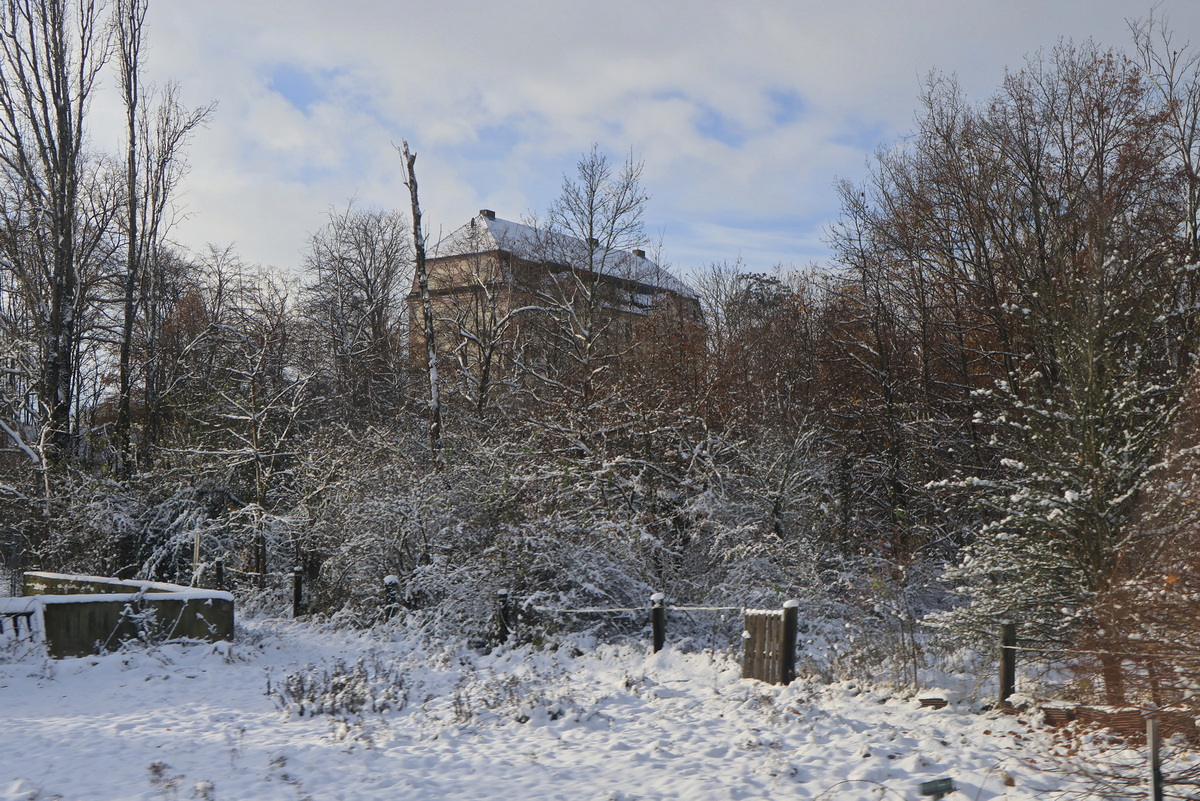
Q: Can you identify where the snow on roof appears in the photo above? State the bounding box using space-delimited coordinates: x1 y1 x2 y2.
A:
432 211 697 299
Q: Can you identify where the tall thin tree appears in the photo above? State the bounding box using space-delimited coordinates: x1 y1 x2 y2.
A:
115 0 145 472
400 140 442 464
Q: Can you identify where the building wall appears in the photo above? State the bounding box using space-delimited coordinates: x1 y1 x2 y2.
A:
406 248 703 390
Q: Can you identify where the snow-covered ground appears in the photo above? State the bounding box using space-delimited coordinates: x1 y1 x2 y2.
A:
0 619 1124 800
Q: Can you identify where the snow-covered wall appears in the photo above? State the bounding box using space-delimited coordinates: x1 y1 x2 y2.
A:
21 570 207 597
8 572 234 657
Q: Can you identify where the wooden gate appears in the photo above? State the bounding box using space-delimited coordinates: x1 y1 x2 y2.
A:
742 602 799 685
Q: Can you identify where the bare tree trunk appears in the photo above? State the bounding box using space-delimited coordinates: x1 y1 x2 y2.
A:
139 93 211 466
115 0 145 474
1101 653 1127 707
400 140 442 465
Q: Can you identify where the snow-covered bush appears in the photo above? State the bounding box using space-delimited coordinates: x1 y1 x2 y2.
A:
12 468 232 583
267 655 408 719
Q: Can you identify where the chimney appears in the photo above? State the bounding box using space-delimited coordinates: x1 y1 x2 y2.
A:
632 248 646 259
479 209 496 220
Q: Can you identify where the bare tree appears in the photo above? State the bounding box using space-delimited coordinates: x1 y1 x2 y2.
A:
400 140 442 464
158 249 309 584
436 222 539 418
113 0 210 470
834 43 1193 695
0 0 109 460
300 203 411 418
113 0 143 471
515 146 650 456
1131 12 1200 266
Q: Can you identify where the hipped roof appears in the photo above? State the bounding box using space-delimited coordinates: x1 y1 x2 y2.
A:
432 211 697 299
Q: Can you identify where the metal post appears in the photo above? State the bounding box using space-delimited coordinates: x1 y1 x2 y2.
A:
214 557 224 591
781 600 800 685
999 623 1017 706
292 566 303 618
651 593 666 653
383 575 399 620
497 588 512 644
193 529 201 583
1148 716 1164 801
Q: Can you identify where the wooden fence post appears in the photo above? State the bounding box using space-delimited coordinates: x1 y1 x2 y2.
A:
292 566 303 618
213 557 224 591
496 588 512 644
651 593 666 653
1148 716 1164 801
999 622 1017 706
782 600 799 685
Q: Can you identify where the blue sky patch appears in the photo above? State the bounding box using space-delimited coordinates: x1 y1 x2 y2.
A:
268 64 335 114
833 119 893 154
650 89 689 103
766 87 805 126
693 105 745 147
437 115 560 203
461 120 529 163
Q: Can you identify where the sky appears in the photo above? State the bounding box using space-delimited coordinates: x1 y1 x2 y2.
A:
94 0 1200 283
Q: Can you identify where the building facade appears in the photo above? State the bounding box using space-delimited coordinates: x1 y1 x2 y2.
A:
406 211 702 400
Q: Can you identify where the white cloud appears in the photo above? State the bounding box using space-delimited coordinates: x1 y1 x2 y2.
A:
86 0 1200 275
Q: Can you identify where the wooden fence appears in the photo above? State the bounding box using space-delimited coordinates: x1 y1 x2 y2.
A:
742 602 799 685
491 589 802 686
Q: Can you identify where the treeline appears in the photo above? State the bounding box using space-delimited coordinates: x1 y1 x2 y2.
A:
1 3 1198 702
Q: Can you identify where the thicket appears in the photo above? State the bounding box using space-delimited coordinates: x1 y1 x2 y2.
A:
0 4 1198 711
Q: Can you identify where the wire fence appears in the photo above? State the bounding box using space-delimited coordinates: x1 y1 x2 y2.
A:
8 555 1200 728
531 605 743 615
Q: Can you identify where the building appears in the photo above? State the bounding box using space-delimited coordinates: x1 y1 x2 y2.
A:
406 210 701 395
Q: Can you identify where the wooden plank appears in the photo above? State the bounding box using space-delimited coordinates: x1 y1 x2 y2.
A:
764 614 773 684
745 612 761 682
765 614 775 681
742 614 753 680
759 614 768 682
750 614 758 680
767 614 781 684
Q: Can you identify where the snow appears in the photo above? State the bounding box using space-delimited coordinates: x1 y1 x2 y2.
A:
0 617 1107 800
21 571 231 599
7 590 234 605
434 212 698 299
0 597 38 614
23 570 187 593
